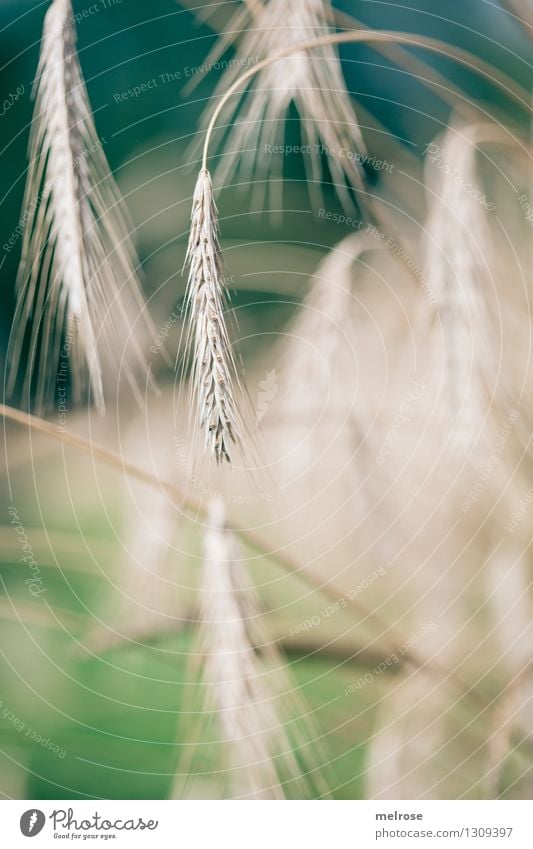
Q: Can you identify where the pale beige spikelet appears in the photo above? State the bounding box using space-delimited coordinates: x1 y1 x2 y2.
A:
186 497 324 799
8 0 157 414
423 122 498 455
192 0 366 213
272 232 376 476
184 169 244 464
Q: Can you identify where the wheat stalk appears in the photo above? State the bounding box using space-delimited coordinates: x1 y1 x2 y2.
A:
8 0 157 414
198 29 528 166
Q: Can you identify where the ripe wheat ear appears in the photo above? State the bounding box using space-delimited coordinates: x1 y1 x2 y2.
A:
183 169 244 464
8 0 157 414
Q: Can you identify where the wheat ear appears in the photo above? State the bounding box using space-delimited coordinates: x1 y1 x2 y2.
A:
8 0 157 414
192 497 321 798
192 0 366 213
184 169 243 464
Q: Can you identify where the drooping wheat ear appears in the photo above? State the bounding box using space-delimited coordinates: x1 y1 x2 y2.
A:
187 37 526 462
184 169 243 464
192 497 323 799
8 0 157 414
192 0 367 213
423 122 498 454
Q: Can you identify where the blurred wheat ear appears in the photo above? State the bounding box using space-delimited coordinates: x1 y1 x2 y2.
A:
7 0 157 414
183 169 244 464
272 232 377 476
423 121 497 455
179 497 327 799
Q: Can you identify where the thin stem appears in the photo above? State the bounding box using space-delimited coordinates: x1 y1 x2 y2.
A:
0 404 197 512
201 28 530 169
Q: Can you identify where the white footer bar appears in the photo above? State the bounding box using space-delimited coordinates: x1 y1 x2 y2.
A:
1 800 530 848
